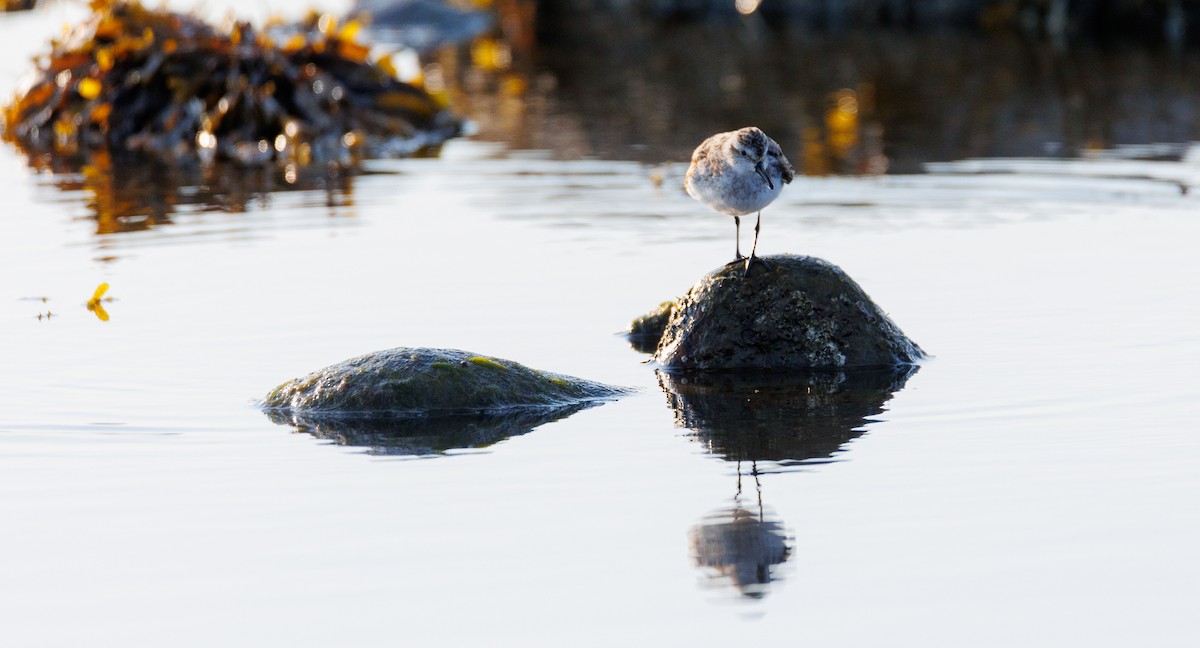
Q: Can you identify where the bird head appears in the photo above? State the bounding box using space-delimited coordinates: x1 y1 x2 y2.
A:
732 128 774 190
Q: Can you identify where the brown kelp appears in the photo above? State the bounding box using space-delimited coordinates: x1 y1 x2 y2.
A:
2 0 38 13
2 0 462 166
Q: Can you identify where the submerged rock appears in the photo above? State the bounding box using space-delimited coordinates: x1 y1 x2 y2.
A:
627 300 674 354
265 403 592 456
262 347 628 415
649 255 924 370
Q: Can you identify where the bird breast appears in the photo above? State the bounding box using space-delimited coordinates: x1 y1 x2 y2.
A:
685 157 785 216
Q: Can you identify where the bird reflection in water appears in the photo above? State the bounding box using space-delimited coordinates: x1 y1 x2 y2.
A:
689 460 791 599
662 366 917 597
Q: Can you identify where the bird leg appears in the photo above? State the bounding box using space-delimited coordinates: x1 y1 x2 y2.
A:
743 211 772 276
749 211 763 259
724 215 747 267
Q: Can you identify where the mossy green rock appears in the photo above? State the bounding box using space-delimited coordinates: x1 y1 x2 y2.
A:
654 255 924 369
263 347 628 415
627 300 675 354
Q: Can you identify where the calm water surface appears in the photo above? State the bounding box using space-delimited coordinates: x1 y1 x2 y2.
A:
3 2 1200 646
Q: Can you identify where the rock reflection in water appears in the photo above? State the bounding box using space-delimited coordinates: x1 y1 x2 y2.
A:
264 403 590 457
27 150 362 236
658 366 917 465
690 464 792 599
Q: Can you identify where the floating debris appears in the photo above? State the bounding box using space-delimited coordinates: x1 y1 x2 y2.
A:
2 0 462 167
86 282 111 321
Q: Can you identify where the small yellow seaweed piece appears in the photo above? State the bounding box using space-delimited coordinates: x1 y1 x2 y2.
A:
374 53 398 78
89 282 109 305
93 16 121 40
337 40 370 63
90 101 112 124
468 356 507 370
337 19 362 42
282 33 307 52
470 38 510 71
94 47 114 71
87 283 110 321
78 77 102 100
53 117 76 144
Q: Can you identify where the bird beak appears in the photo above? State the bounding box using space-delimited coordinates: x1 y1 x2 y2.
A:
755 161 774 190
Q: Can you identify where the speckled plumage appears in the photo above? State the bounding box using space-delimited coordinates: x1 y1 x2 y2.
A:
684 127 794 265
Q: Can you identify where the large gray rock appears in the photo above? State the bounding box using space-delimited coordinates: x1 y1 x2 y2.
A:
263 347 628 415
651 255 924 369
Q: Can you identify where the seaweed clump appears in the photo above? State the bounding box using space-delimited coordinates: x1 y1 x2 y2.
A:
2 0 461 167
2 0 38 13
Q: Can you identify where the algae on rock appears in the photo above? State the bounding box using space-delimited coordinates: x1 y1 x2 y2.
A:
627 300 675 354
